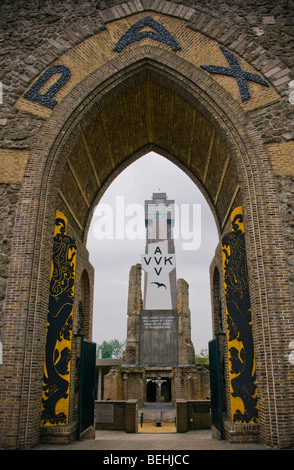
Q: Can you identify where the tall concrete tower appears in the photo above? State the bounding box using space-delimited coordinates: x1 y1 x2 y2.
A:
138 193 178 366
141 193 177 310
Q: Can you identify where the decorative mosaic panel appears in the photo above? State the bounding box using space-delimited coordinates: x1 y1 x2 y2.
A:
41 210 77 426
222 206 259 424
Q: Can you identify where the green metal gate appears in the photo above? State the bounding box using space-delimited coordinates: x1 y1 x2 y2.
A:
77 337 96 440
208 334 224 439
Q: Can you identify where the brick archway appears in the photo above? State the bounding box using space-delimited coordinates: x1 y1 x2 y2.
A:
1 4 293 449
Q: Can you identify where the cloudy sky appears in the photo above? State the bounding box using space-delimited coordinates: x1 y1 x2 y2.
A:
86 152 219 354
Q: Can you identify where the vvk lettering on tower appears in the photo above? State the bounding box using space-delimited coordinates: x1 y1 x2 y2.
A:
142 241 175 310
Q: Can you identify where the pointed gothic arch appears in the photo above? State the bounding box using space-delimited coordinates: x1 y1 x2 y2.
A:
1 5 293 449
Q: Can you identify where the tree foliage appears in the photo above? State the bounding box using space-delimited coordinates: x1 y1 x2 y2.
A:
195 348 209 364
97 339 126 358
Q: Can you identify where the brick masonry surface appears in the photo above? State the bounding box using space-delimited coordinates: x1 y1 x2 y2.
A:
0 0 293 450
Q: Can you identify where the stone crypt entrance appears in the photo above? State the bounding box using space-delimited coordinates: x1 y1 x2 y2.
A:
1 0 294 450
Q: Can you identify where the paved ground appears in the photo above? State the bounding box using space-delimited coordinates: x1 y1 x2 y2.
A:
33 429 275 451
138 422 176 433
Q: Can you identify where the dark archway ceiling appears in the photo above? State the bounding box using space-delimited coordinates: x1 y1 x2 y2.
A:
57 69 240 239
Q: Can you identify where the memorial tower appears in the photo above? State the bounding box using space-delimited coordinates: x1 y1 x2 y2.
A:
140 193 178 366
106 193 210 408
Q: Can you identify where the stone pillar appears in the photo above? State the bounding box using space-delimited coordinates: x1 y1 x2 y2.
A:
122 264 142 365
176 400 188 433
125 399 138 433
177 278 195 365
103 368 123 400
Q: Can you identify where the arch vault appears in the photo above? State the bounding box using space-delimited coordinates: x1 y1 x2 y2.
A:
0 2 294 449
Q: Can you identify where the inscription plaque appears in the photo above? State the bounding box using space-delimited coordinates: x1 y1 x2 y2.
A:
139 310 178 366
96 403 114 423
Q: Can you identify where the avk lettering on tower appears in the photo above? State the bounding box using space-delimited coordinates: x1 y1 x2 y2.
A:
141 240 175 310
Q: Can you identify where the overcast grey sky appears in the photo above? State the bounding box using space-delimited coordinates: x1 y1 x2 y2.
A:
86 152 219 354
